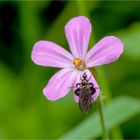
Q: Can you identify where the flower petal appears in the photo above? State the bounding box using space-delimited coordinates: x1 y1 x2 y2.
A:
31 41 74 68
43 68 77 101
73 72 81 103
86 36 124 67
65 16 92 58
73 69 100 103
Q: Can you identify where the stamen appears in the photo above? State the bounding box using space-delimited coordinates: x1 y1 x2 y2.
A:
73 58 85 70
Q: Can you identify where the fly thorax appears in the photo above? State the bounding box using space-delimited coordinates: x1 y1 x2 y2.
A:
82 82 89 88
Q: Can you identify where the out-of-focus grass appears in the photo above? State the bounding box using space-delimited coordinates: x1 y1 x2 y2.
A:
60 96 140 139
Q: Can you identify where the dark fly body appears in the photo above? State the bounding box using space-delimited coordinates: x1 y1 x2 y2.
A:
74 73 97 113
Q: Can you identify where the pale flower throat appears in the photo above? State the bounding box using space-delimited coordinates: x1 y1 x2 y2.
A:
73 58 85 70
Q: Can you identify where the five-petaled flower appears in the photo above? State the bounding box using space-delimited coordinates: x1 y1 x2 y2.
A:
31 16 124 103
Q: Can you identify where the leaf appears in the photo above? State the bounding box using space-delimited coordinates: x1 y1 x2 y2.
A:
60 96 140 139
0 62 21 107
116 22 140 60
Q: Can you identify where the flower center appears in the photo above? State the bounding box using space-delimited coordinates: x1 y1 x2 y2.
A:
73 58 85 70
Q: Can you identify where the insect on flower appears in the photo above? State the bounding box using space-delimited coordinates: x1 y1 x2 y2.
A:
74 73 98 113
31 16 124 107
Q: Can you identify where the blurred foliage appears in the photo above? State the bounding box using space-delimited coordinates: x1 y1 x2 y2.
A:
60 96 140 139
0 0 140 139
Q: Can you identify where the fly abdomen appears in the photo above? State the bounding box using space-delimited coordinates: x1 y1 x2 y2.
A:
79 89 93 113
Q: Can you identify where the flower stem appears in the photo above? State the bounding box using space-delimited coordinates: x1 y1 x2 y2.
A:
98 94 109 139
97 67 123 139
90 68 109 139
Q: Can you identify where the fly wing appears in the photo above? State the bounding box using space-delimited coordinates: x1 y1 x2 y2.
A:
79 88 92 113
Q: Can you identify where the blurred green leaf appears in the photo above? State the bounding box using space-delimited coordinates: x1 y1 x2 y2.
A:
0 62 21 137
116 22 140 60
60 96 140 139
0 62 21 106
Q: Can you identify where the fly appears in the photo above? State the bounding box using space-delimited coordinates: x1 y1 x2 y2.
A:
74 73 97 113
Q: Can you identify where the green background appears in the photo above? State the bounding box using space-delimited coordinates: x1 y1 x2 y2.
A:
0 1 140 139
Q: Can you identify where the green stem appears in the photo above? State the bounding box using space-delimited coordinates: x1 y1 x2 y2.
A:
98 94 109 139
97 67 123 139
90 68 109 139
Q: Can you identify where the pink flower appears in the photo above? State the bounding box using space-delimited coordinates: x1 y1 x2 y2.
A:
31 16 124 102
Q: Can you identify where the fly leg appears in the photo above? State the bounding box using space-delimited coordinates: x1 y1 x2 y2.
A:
87 75 91 81
76 83 81 88
74 88 81 96
90 86 96 95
